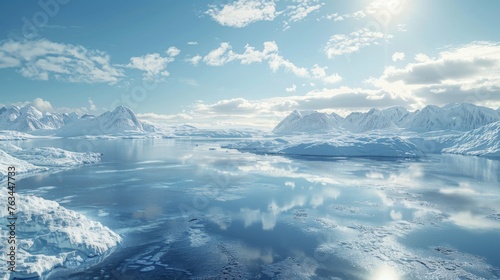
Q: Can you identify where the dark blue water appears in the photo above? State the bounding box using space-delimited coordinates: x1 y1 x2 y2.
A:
11 139 500 279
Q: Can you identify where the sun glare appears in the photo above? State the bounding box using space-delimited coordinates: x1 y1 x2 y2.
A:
371 264 400 280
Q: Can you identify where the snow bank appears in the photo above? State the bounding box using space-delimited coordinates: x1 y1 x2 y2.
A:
0 130 31 141
0 145 119 279
14 147 101 167
0 192 122 279
0 149 46 181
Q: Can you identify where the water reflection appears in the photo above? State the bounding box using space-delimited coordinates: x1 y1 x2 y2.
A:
11 139 500 279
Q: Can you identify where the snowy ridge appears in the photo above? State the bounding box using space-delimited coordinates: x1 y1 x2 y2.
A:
273 110 340 134
443 121 500 156
403 103 500 132
341 108 396 133
0 130 33 141
274 103 500 135
57 106 146 136
0 106 78 132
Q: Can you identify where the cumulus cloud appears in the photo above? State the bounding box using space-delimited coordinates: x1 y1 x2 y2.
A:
268 52 309 77
127 53 173 80
392 52 405 62
202 41 341 83
325 28 393 58
287 1 322 22
188 55 202 66
203 42 235 66
206 0 277 28
206 0 323 30
283 0 323 30
4 98 100 115
88 99 97 111
0 39 124 84
311 64 342 84
31 98 53 112
187 41 198 45
369 42 500 107
327 10 366 22
166 46 181 57
286 84 297 92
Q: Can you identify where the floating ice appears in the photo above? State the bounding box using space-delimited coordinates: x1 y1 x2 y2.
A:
0 193 121 279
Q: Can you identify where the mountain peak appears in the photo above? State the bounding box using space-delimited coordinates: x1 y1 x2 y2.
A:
19 105 43 119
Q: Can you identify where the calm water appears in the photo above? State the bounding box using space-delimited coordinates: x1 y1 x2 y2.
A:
12 138 500 279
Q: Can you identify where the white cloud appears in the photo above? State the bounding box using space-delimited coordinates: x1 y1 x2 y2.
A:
392 52 405 62
328 10 366 22
268 52 309 77
0 51 21 68
283 0 323 30
286 84 297 92
325 28 393 58
325 13 339 20
202 41 341 84
311 64 342 84
31 98 53 112
187 41 198 45
88 99 97 111
137 112 193 122
188 55 202 66
0 39 124 84
166 46 181 57
203 42 235 66
206 0 277 28
127 53 173 80
369 42 500 108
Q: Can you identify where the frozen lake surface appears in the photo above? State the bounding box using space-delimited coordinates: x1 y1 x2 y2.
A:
12 138 500 279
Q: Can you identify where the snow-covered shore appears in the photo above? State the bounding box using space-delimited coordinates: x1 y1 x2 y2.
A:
0 145 121 279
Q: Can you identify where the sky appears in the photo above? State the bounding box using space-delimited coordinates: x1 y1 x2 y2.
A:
0 0 499 128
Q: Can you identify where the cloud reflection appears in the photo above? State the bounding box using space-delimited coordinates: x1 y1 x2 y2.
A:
447 211 500 230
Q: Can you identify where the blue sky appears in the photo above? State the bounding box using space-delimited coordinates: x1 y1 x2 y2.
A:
0 0 499 127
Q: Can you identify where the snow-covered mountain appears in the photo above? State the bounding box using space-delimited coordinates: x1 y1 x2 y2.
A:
382 106 410 126
403 103 500 132
273 110 341 134
57 106 147 136
0 105 79 132
273 103 500 134
443 121 500 157
341 108 395 133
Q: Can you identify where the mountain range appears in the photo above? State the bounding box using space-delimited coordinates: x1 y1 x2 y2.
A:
0 105 149 135
273 103 500 134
